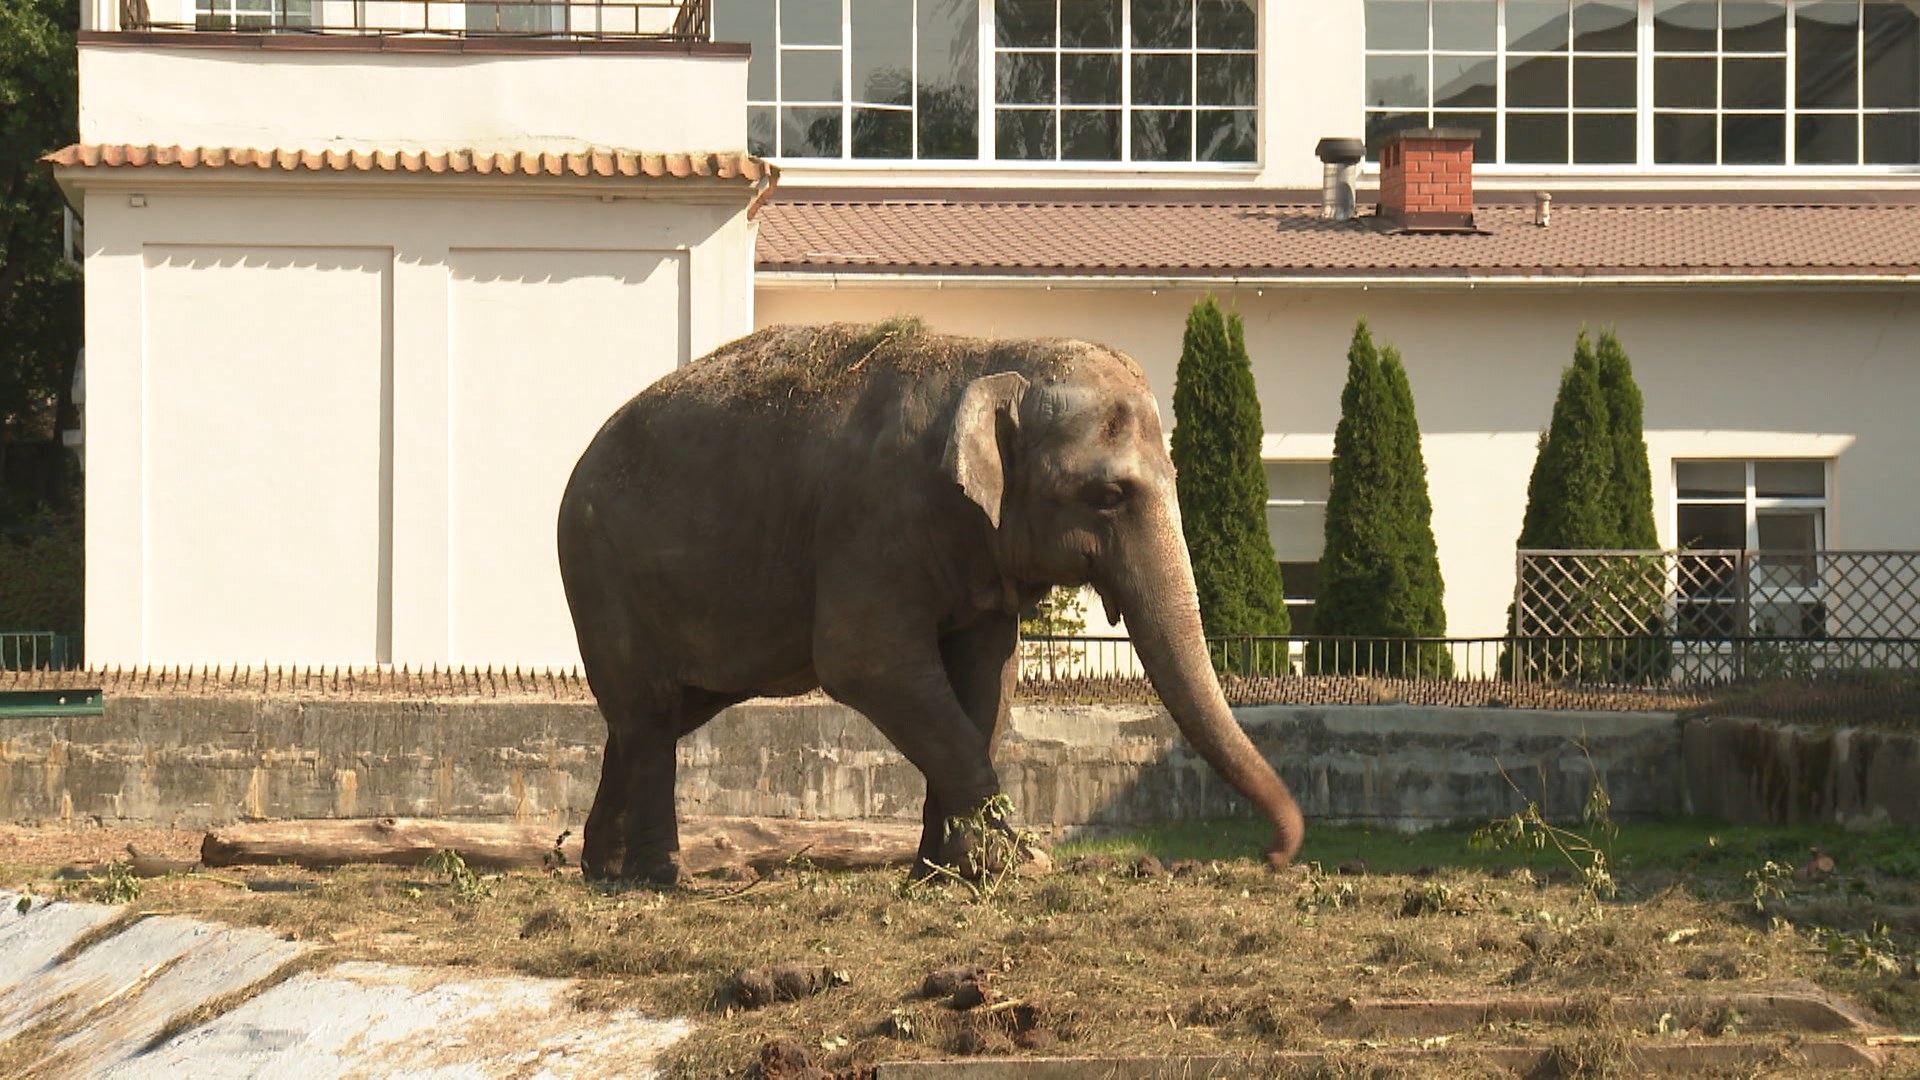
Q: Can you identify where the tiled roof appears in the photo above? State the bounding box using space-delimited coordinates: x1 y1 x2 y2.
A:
46 143 775 183
756 192 1920 279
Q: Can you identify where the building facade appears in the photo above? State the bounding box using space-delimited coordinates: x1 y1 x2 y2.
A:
53 0 1920 667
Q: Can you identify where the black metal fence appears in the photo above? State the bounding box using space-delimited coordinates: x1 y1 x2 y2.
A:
132 0 710 40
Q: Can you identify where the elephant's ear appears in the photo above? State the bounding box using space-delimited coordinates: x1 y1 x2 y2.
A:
943 371 1029 528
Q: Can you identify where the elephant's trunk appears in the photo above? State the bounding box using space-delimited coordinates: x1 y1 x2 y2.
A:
1103 502 1305 867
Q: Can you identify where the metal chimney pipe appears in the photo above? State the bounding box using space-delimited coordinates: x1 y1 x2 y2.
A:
1314 137 1366 221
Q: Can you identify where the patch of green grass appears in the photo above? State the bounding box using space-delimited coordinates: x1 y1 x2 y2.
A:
1059 816 1920 880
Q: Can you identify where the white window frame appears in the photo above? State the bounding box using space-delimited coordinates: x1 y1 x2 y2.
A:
1362 0 1920 172
196 0 316 30
731 0 1262 169
1673 457 1832 637
1264 459 1331 634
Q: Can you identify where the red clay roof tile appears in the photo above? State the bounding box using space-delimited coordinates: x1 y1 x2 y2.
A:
754 193 1920 279
45 143 775 185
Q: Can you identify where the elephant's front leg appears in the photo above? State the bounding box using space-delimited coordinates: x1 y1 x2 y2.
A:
920 614 1021 873
815 605 1005 878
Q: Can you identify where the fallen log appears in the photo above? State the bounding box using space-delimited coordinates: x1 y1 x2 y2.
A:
199 816 927 874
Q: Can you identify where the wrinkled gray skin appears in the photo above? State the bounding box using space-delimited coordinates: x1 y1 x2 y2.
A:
558 322 1305 883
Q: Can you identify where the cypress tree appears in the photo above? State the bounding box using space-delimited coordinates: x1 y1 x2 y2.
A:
1171 296 1290 656
1311 321 1449 675
1593 330 1658 550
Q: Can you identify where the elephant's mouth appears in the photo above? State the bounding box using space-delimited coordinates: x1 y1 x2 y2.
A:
1093 581 1125 628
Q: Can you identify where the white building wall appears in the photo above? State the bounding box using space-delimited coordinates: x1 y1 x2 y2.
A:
78 44 748 155
755 283 1920 640
78 180 756 668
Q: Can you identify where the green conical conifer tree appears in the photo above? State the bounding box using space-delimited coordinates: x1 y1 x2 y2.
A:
1171 296 1290 655
1311 321 1449 675
1593 330 1658 550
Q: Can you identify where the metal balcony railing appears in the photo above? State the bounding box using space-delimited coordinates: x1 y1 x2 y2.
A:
123 0 711 41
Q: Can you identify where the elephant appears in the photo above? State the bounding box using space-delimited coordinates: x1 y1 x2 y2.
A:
557 320 1305 883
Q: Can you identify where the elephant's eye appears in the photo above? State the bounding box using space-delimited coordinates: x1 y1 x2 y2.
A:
1085 481 1129 510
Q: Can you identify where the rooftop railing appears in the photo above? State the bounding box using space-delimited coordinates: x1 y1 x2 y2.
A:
113 0 710 40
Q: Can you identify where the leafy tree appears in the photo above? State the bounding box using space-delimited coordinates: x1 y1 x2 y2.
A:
1 0 82 521
1310 320 1449 675
1170 296 1289 660
1593 330 1658 550
1516 336 1614 551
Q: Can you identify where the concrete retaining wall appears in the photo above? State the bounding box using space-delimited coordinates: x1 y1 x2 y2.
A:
1684 716 1920 828
2 696 1688 833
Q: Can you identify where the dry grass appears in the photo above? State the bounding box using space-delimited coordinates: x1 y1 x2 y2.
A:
6 832 1919 1078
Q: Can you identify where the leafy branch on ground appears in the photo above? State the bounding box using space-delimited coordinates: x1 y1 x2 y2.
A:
911 794 1039 903
1472 748 1618 905
421 848 493 902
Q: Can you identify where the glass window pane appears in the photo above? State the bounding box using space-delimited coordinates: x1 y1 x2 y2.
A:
1654 0 1718 51
1197 53 1256 107
1061 0 1120 46
1434 110 1498 158
1196 108 1258 161
1266 505 1328 562
747 105 776 155
852 107 913 156
1796 1 1860 109
1280 562 1321 601
1435 54 1497 107
1723 57 1785 109
1864 112 1920 163
714 1 777 100
1656 56 1717 107
1196 0 1256 48
1062 109 1122 158
1132 108 1193 160
997 51 1055 104
1508 0 1570 51
1366 0 1429 50
1573 112 1635 162
918 0 980 147
782 106 843 156
996 108 1055 157
1432 0 1495 50
1756 509 1820 552
1133 54 1194 106
1064 53 1123 104
782 49 843 100
1509 55 1569 107
852 0 913 106
1677 504 1747 547
1573 56 1635 107
1572 0 1636 50
782 0 841 45
1721 1 1786 51
1754 459 1826 498
1508 112 1570 162
1863 1 1920 108
1132 0 1192 47
1264 462 1331 501
1723 111 1785 162
1797 112 1859 164
1677 460 1747 498
1656 110 1718 161
1368 54 1430 107
995 0 1054 47
1366 110 1429 158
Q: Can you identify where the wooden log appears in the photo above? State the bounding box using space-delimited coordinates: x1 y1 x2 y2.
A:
198 816 927 874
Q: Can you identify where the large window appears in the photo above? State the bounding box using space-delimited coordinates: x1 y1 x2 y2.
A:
1265 461 1330 634
196 0 314 30
1675 458 1831 636
1364 0 1920 166
716 0 1259 163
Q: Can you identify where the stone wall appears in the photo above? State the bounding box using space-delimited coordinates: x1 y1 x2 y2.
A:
2 696 1691 833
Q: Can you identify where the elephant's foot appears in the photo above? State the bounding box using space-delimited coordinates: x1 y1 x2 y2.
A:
915 799 1044 883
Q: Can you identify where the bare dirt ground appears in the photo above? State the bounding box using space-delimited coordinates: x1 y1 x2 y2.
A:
6 819 1920 1078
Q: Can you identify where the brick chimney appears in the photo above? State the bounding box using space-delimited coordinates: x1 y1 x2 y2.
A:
1377 127 1477 231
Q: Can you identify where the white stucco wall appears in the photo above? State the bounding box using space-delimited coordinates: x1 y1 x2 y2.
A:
78 43 747 155
754 282 1920 641
74 176 756 668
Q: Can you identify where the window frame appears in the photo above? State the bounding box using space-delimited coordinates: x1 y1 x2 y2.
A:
728 0 1264 169
1363 0 1920 172
1672 457 1833 638
1264 458 1331 636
